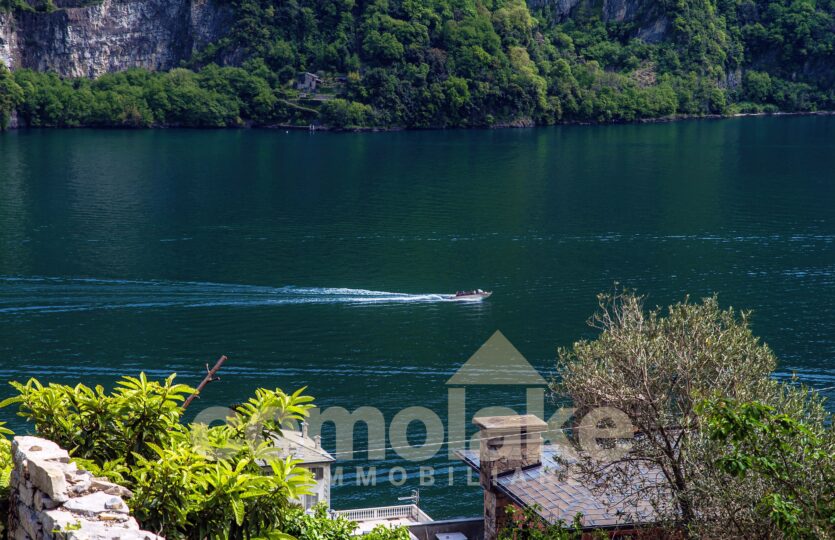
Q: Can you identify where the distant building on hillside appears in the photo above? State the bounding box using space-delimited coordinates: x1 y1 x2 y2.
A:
296 72 321 92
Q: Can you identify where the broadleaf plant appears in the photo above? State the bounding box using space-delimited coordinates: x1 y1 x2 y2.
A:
1 373 317 540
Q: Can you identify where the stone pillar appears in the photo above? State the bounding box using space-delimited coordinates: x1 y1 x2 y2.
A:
474 415 547 540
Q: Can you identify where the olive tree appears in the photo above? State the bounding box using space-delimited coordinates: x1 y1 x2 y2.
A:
552 291 787 537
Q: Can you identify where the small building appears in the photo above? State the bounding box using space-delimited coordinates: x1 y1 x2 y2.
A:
296 72 321 92
264 426 448 537
265 423 334 510
459 415 661 539
264 425 439 535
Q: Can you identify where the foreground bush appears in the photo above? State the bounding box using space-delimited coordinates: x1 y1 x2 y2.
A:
271 505 411 540
0 374 315 539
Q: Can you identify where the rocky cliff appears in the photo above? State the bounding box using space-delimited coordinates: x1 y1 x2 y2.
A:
530 0 669 42
0 0 232 78
0 0 674 79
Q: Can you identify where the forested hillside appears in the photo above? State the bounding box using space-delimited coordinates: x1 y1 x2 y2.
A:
1 0 834 128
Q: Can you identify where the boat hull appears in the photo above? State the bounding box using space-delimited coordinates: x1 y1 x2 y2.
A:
446 292 492 301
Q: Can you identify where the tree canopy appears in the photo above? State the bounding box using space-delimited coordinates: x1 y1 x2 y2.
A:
552 291 834 538
2 0 834 129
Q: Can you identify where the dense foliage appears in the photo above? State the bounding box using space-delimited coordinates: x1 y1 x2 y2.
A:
1 0 834 129
552 291 834 539
0 64 23 129
699 397 835 539
0 423 12 540
274 505 412 540
0 374 319 539
0 374 415 539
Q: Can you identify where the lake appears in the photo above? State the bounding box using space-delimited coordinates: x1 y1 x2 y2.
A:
1 116 834 519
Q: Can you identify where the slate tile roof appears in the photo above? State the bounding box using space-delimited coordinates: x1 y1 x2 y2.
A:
458 445 662 529
265 430 335 464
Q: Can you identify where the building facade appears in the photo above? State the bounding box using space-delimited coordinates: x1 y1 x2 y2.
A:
266 422 334 510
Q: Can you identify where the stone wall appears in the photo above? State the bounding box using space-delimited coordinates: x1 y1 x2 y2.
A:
8 436 162 540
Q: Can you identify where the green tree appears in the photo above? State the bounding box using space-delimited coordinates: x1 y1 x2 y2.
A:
320 98 374 128
699 396 834 539
0 63 23 129
553 291 781 535
743 70 772 103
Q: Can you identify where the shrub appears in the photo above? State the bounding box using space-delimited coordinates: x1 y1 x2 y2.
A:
319 98 374 128
1 374 316 540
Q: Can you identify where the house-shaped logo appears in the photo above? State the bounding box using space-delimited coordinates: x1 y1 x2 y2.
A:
305 330 556 463
446 330 547 386
446 331 547 458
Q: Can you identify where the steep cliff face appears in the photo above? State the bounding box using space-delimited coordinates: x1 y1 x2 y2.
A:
530 0 669 43
0 12 20 70
0 0 232 78
1 0 669 79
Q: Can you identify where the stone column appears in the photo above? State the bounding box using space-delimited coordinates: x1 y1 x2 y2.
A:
473 415 547 540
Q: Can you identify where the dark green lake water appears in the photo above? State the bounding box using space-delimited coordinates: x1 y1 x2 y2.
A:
1 117 834 519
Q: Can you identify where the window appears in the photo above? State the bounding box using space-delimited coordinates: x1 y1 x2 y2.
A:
303 493 319 509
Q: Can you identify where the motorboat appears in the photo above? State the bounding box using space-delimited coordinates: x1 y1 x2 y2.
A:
447 289 492 301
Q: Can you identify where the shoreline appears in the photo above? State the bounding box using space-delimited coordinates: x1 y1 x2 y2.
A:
197 109 835 132
5 109 835 133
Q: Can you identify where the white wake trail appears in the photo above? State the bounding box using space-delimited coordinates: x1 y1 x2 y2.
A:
0 277 453 314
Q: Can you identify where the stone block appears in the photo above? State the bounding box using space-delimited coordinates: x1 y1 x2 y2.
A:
16 502 41 540
116 530 165 540
90 478 133 498
35 490 62 511
67 526 164 540
39 508 83 536
97 511 130 523
16 457 28 479
12 527 31 540
13 436 70 464
18 481 34 506
53 518 159 540
63 492 128 517
63 461 79 477
28 457 69 503
68 470 93 496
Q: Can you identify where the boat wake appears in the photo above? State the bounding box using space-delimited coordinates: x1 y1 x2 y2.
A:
0 277 456 314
